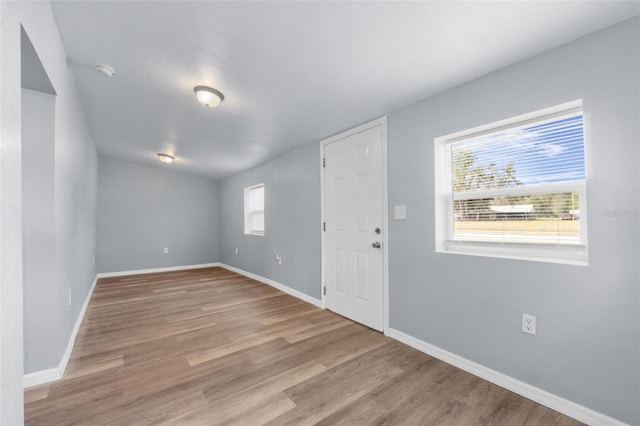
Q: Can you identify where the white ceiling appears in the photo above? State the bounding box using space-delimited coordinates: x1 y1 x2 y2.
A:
50 1 639 179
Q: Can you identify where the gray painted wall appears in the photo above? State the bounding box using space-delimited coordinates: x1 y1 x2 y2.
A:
1 4 25 420
1 5 636 425
219 144 321 300
1 2 98 419
22 89 58 373
97 156 220 273
388 18 639 424
25 7 98 375
217 18 639 424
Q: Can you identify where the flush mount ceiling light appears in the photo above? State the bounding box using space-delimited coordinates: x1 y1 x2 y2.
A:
157 153 174 164
95 64 116 77
194 86 224 108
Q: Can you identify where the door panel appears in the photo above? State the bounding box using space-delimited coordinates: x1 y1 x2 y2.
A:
324 124 384 331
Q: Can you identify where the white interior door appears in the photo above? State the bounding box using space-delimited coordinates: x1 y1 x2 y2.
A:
323 121 384 331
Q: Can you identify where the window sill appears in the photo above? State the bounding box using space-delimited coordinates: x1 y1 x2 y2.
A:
438 240 588 266
245 231 264 236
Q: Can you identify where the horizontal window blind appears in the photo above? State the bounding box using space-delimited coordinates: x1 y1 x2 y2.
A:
453 192 580 244
449 111 585 245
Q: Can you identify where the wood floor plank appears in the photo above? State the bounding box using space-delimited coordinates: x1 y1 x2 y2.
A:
174 360 325 425
23 384 50 405
24 267 584 425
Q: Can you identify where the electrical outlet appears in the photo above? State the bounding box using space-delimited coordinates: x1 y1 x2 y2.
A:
235 248 238 255
275 254 282 265
68 289 72 306
522 313 536 335
163 247 168 254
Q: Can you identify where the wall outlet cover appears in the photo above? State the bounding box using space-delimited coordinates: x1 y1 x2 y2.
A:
522 313 537 335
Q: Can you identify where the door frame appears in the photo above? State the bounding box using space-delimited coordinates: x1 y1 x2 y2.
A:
320 116 389 335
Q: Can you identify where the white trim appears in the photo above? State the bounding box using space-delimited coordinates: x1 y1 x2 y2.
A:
218 263 322 308
22 263 624 425
96 262 221 278
381 118 389 336
434 100 589 266
101 263 321 308
23 368 60 389
320 141 327 311
440 100 583 143
320 116 390 335
24 274 99 388
58 275 98 375
244 183 265 236
389 328 627 426
24 262 319 388
442 242 588 266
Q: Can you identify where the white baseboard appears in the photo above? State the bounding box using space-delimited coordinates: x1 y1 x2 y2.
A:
24 274 99 389
219 263 323 309
388 328 626 426
96 262 221 278
58 275 98 375
98 262 322 308
26 266 615 425
23 368 60 388
25 263 319 388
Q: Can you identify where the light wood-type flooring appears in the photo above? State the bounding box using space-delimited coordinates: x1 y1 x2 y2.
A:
24 267 583 425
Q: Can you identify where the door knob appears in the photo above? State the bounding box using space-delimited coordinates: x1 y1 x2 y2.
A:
372 242 381 249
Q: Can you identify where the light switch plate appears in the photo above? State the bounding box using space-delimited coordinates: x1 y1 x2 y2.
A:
394 205 407 220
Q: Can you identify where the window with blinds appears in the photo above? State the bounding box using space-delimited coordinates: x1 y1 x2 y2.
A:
435 100 588 265
244 184 265 235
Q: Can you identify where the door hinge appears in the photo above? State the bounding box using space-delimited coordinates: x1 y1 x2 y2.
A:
323 286 326 296
322 157 325 168
323 222 326 231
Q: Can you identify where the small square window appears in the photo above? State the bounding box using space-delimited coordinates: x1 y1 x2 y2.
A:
435 100 588 265
244 184 264 236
